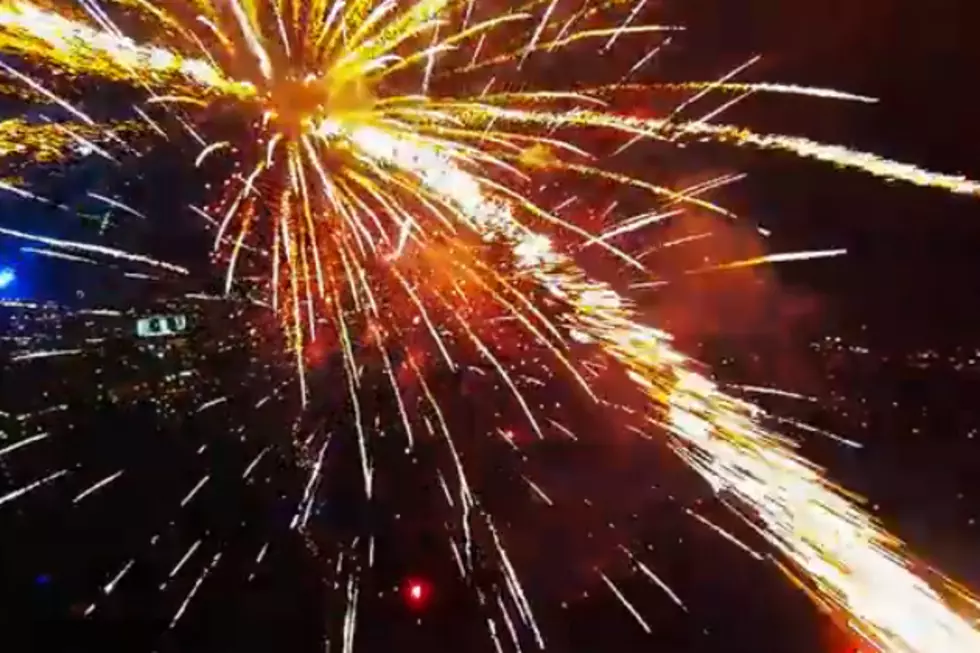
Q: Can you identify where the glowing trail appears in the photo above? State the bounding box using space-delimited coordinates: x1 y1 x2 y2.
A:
0 431 49 459
621 546 688 612
0 225 188 274
0 0 250 95
479 106 980 197
345 124 980 653
11 348 83 362
72 470 124 504
600 571 653 633
0 468 68 507
170 553 221 629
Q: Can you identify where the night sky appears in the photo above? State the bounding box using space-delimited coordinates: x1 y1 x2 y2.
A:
2 1 980 652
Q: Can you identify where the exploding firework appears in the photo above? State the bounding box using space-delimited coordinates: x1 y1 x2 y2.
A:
1 1 979 651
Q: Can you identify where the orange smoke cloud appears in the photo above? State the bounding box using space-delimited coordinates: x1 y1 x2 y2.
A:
643 208 825 392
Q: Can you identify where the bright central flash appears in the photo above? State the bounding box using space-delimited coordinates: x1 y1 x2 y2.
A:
1 1 980 652
265 74 373 136
266 76 329 131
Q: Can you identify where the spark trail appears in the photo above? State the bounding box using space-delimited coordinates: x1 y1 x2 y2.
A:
344 123 980 652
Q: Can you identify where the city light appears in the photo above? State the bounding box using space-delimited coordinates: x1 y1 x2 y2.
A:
0 267 15 289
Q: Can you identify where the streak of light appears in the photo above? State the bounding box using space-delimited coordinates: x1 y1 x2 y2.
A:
11 348 83 362
0 468 68 507
180 474 210 508
598 571 653 633
73 470 124 503
686 509 765 561
170 553 222 629
0 431 49 459
0 226 188 274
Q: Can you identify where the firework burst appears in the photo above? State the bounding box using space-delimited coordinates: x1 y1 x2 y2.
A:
1 0 979 651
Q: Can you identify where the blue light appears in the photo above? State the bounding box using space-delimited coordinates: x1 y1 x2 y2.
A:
0 267 14 289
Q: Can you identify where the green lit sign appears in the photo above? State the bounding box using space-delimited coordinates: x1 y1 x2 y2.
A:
136 314 188 338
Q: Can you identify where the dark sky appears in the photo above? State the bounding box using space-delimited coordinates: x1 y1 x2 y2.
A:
672 0 980 342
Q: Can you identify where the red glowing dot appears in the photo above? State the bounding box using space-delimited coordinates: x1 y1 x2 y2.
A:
403 578 429 608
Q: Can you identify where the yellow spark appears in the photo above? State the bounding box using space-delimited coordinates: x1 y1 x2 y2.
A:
0 0 251 95
337 121 980 652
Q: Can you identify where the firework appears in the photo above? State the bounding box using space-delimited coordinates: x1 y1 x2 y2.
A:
1 1 979 651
